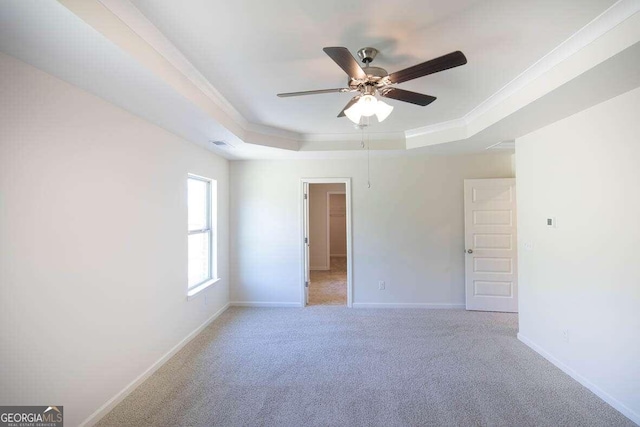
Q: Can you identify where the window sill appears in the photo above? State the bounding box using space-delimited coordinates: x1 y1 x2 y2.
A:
187 278 221 300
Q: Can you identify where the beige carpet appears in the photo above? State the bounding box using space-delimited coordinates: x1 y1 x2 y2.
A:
309 256 347 305
96 307 634 426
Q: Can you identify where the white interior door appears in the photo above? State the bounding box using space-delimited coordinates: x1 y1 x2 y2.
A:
303 182 310 306
464 178 518 312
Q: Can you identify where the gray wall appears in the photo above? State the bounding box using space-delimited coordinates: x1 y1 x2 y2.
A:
516 86 640 423
0 54 230 426
230 153 514 307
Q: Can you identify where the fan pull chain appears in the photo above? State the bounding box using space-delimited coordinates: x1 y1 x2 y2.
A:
359 119 371 189
367 130 371 188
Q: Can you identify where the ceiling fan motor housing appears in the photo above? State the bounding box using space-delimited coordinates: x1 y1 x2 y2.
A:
349 47 390 91
348 66 390 91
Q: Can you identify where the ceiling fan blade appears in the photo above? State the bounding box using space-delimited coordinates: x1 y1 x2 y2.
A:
277 88 349 97
323 47 368 80
381 88 437 106
388 51 467 84
337 97 360 117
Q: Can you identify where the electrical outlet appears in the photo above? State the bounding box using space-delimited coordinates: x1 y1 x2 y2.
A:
562 329 570 343
378 281 385 290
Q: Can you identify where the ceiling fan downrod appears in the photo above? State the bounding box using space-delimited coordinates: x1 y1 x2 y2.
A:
357 47 379 65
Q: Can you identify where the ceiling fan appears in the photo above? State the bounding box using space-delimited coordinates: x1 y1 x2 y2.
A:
277 47 467 125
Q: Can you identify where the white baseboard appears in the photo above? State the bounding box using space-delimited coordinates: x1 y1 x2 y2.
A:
517 333 639 426
229 301 302 308
352 302 465 309
80 303 230 427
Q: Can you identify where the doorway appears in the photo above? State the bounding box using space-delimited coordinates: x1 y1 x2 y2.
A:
301 179 352 307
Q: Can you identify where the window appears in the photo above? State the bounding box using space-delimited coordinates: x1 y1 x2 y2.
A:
187 174 217 296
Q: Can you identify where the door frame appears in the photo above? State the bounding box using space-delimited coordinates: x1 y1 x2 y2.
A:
300 178 353 307
326 191 346 269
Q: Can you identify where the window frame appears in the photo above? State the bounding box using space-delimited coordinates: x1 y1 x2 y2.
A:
187 173 219 298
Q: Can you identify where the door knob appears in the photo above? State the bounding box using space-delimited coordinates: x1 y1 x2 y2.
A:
467 249 473 254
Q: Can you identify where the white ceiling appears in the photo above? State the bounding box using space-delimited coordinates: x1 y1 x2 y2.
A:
1 0 638 160
131 0 616 135
0 0 239 158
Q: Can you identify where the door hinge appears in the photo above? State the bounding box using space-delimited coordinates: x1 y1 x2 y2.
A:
305 281 309 288
304 193 308 200
304 237 308 244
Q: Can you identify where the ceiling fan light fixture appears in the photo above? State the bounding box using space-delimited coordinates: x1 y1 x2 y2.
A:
358 94 378 117
344 101 363 124
375 100 394 122
345 96 394 124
